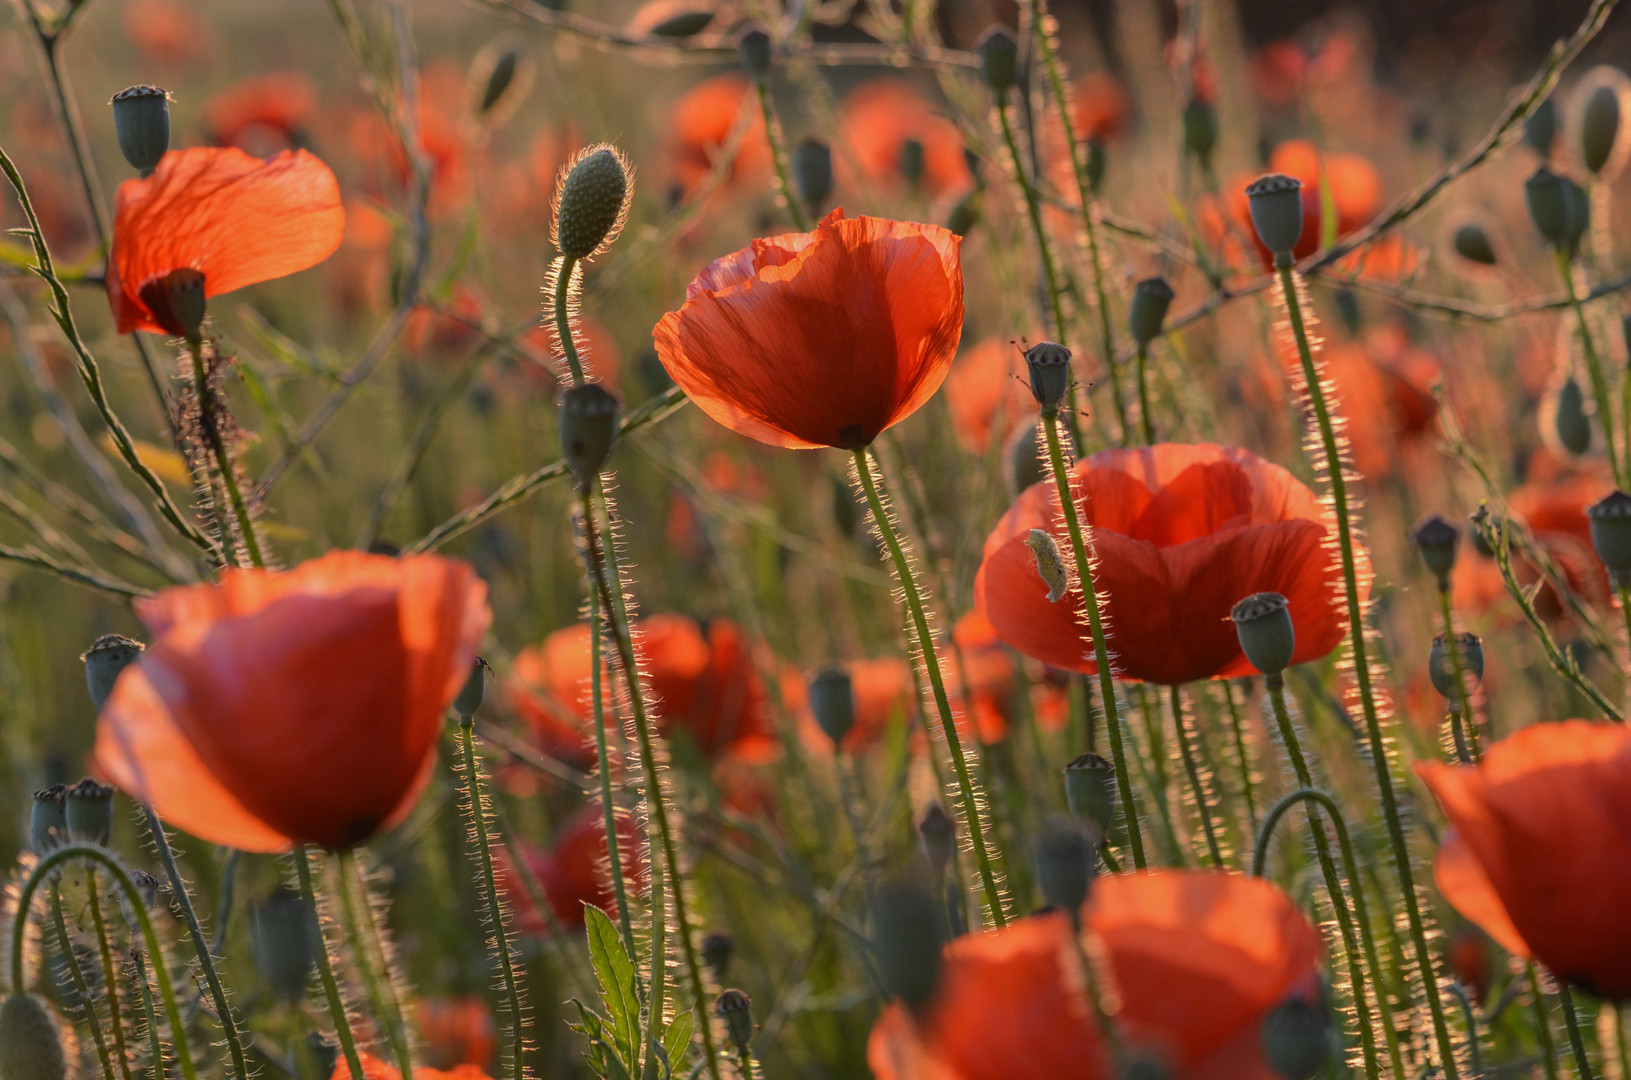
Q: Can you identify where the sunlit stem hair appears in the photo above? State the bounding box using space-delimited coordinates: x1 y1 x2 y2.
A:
1166 686 1223 868
48 878 116 1080
291 845 365 1080
182 334 264 569
82 875 133 1080
334 849 416 1080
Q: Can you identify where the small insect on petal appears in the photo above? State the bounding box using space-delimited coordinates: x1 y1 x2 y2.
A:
1025 528 1069 602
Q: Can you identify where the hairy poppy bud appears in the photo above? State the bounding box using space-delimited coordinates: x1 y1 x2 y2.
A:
917 804 955 876
0 994 68 1080
65 779 115 846
1525 98 1559 157
1429 632 1484 701
650 10 714 37
249 889 317 1003
1064 752 1116 837
1525 165 1589 253
1025 528 1069 603
738 27 772 81
1245 174 1305 267
1024 341 1072 415
1552 375 1593 456
807 667 856 748
559 383 620 486
1183 99 1219 166
110 85 171 177
554 146 632 260
898 138 926 188
715 989 753 1055
702 931 734 978
976 26 1019 94
1007 423 1044 495
82 634 144 712
873 882 944 1009
1128 277 1175 350
1032 816 1095 914
1409 513 1461 589
1587 489 1631 586
1231 592 1295 677
1453 224 1497 266
1260 998 1333 1080
31 786 66 857
453 656 488 719
1577 70 1627 177
792 138 833 215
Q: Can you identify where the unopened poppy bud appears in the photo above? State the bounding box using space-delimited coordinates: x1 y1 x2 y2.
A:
1260 998 1333 1080
738 27 772 81
1525 98 1559 157
554 146 632 260
65 779 115 846
31 786 66 856
1231 592 1295 677
1553 375 1593 456
1024 341 1072 415
471 40 532 122
1429 632 1484 700
1025 528 1069 602
0 994 68 1080
976 26 1019 94
792 138 833 214
111 85 171 177
453 656 488 719
1064 752 1116 836
1525 165 1589 252
559 383 620 486
715 989 754 1055
650 10 714 37
1245 174 1304 267
1182 99 1218 166
1409 513 1461 589
1085 138 1106 193
1007 423 1043 495
807 667 856 748
1128 278 1175 350
898 138 926 188
917 804 955 876
702 931 734 978
1587 489 1631 586
873 882 944 1009
82 633 144 712
1578 74 1625 177
1453 224 1497 266
249 888 317 1002
1032 816 1095 914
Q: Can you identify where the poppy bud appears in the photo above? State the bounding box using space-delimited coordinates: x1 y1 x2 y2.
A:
1023 341 1072 416
470 40 533 124
554 146 632 261
1428 632 1484 701
1245 174 1305 267
559 383 621 486
82 633 144 712
873 882 944 1009
1552 375 1593 456
143 267 206 341
917 804 955 876
1064 752 1117 837
65 779 115 846
1578 75 1625 177
1409 513 1461 589
0 994 68 1080
1524 165 1589 253
715 989 753 1055
738 27 772 81
807 667 855 748
946 190 981 238
650 11 713 37
898 138 926 188
791 138 833 215
1230 592 1295 677
1025 528 1069 603
1260 998 1333 1080
1182 99 1218 166
1452 224 1497 266
1084 138 1106 193
976 26 1019 95
1006 423 1044 495
702 931 734 978
249 888 317 1003
1127 278 1175 350
31 786 66 856
453 656 488 719
110 85 171 177
1525 98 1559 157
1587 489 1631 586
1032 816 1095 914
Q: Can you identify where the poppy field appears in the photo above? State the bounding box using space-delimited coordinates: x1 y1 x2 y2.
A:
6 0 1631 1078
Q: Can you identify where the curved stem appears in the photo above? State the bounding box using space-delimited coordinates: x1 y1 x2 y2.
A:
1169 686 1222 867
186 337 263 568
87 876 134 1080
51 880 116 1080
850 446 1009 924
754 79 809 232
293 844 364 1080
1436 587 1481 762
1557 250 1624 488
1134 346 1156 445
1559 980 1597 1080
336 848 414 1080
553 256 584 384
459 719 526 1080
1040 413 1146 868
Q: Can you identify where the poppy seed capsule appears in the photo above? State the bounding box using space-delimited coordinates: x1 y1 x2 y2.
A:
1128 277 1175 350
559 383 620 486
1183 99 1219 166
1409 513 1461 588
738 28 772 81
715 989 754 1055
1586 489 1631 585
30 786 66 857
1453 224 1497 266
1230 592 1296 677
110 85 171 177
1244 174 1305 267
1525 98 1559 157
82 633 144 712
702 931 734 978
453 656 488 719
1525 166 1589 253
873 883 944 1009
1032 816 1095 913
1064 752 1117 837
1024 341 1072 416
554 146 631 261
807 667 856 748
976 26 1019 94
917 803 955 876
0 994 68 1080
898 137 926 188
1554 375 1593 456
1260 998 1333 1080
65 779 115 846
650 10 714 37
791 138 833 214
1429 632 1484 700
1579 77 1625 177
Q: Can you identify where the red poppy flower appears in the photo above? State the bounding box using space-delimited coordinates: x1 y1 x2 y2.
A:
417 997 497 1070
330 1052 495 1080
946 611 1016 744
654 209 963 450
787 656 918 754
201 71 316 154
93 551 490 853
944 336 1035 455
123 0 209 66
346 66 472 217
665 74 771 198
974 443 1359 685
1418 720 1631 999
838 80 973 198
1447 927 1491 1008
1070 72 1130 143
503 805 647 933
869 870 1323 1080
107 147 345 336
1214 141 1380 269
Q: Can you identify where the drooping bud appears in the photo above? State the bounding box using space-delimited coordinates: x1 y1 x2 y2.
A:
649 10 714 37
1230 592 1295 677
738 27 772 82
1452 224 1497 266
791 138 833 215
110 85 171 177
917 804 955 876
82 634 144 712
31 786 67 857
1524 165 1589 253
807 667 856 749
1244 174 1305 267
554 146 632 260
1127 278 1175 350
1064 752 1116 838
1586 489 1631 586
559 383 621 486
0 994 68 1080
702 931 734 978
715 989 754 1056
1576 68 1628 178
1182 99 1219 167
873 882 944 1010
1023 341 1072 416
1428 633 1485 700
65 779 115 846
898 138 926 188
976 26 1019 95
1409 513 1461 589
249 888 317 1003
138 267 207 340
470 39 533 123
1260 998 1334 1080
1032 816 1095 914
453 656 488 719
1525 98 1559 157
1025 528 1069 603
1552 375 1593 456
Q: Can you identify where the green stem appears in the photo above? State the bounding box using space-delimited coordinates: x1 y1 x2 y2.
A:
1276 264 1460 1079
1134 346 1156 444
1528 962 1561 1080
1557 250 1625 488
87 876 134 1080
1222 680 1259 837
51 880 116 1080
995 99 1068 349
554 256 584 384
754 79 809 232
641 845 668 1080
1040 412 1146 868
851 446 1009 924
186 337 264 569
1137 686 1183 865
127 948 165 1080
1169 686 1222 866
1435 587 1482 762
1559 981 1597 1080
336 849 414 1080
293 844 365 1080
458 719 526 1080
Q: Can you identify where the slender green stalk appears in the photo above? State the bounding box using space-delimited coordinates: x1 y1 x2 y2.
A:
294 844 364 1080
1276 265 1460 1079
1559 981 1597 1080
127 948 165 1080
186 337 264 568
851 446 1009 924
51 881 117 1080
553 256 585 384
1222 680 1259 836
1169 686 1222 867
1436 588 1482 762
336 849 414 1080
641 846 668 1080
1557 250 1625 487
87 877 134 1080
1134 346 1156 444
1528 963 1561 1080
1136 687 1183 865
458 718 526 1080
584 527 639 969
994 99 1068 348
754 79 809 231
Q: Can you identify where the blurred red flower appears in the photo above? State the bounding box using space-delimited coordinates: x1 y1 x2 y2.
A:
417 997 496 1070
943 336 1035 455
1069 72 1130 143
201 71 317 155
124 0 209 66
838 80 973 198
1453 474 1612 625
787 656 917 755
503 804 647 933
331 1052 494 1080
665 74 771 199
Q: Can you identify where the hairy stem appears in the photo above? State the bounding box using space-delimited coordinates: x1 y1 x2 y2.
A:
584 526 639 970
293 844 365 1080
754 79 809 231
87 877 134 1080
459 719 526 1080
1169 686 1222 867
187 338 263 568
336 848 414 1080
51 880 116 1080
1559 981 1597 1080
1222 680 1259 836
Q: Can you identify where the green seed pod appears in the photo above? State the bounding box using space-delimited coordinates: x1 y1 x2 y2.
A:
1230 592 1296 677
64 779 114 846
738 27 772 81
976 26 1019 95
453 656 488 719
1260 998 1333 1080
1024 341 1072 416
898 137 926 188
1127 277 1175 350
1182 98 1218 167
1452 224 1497 266
478 50 520 114
1025 528 1070 603
650 11 714 37
110 85 171 177
0 994 68 1080
1007 422 1044 495
1587 489 1631 585
30 786 66 857
702 931 734 978
1576 68 1628 178
1245 174 1305 266
249 889 317 1003
917 804 955 876
1428 632 1484 700
1032 816 1095 914
1525 98 1559 157
791 138 833 215
82 633 144 712
1409 513 1461 589
1063 752 1116 838
1525 165 1587 252
559 383 621 486
807 667 856 748
715 989 754 1055
873 883 944 1009
1562 173 1592 252
946 189 981 238
553 146 632 260
1553 375 1593 456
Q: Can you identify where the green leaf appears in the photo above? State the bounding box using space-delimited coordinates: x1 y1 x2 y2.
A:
662 1009 694 1078
571 1000 635 1080
586 904 641 1065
